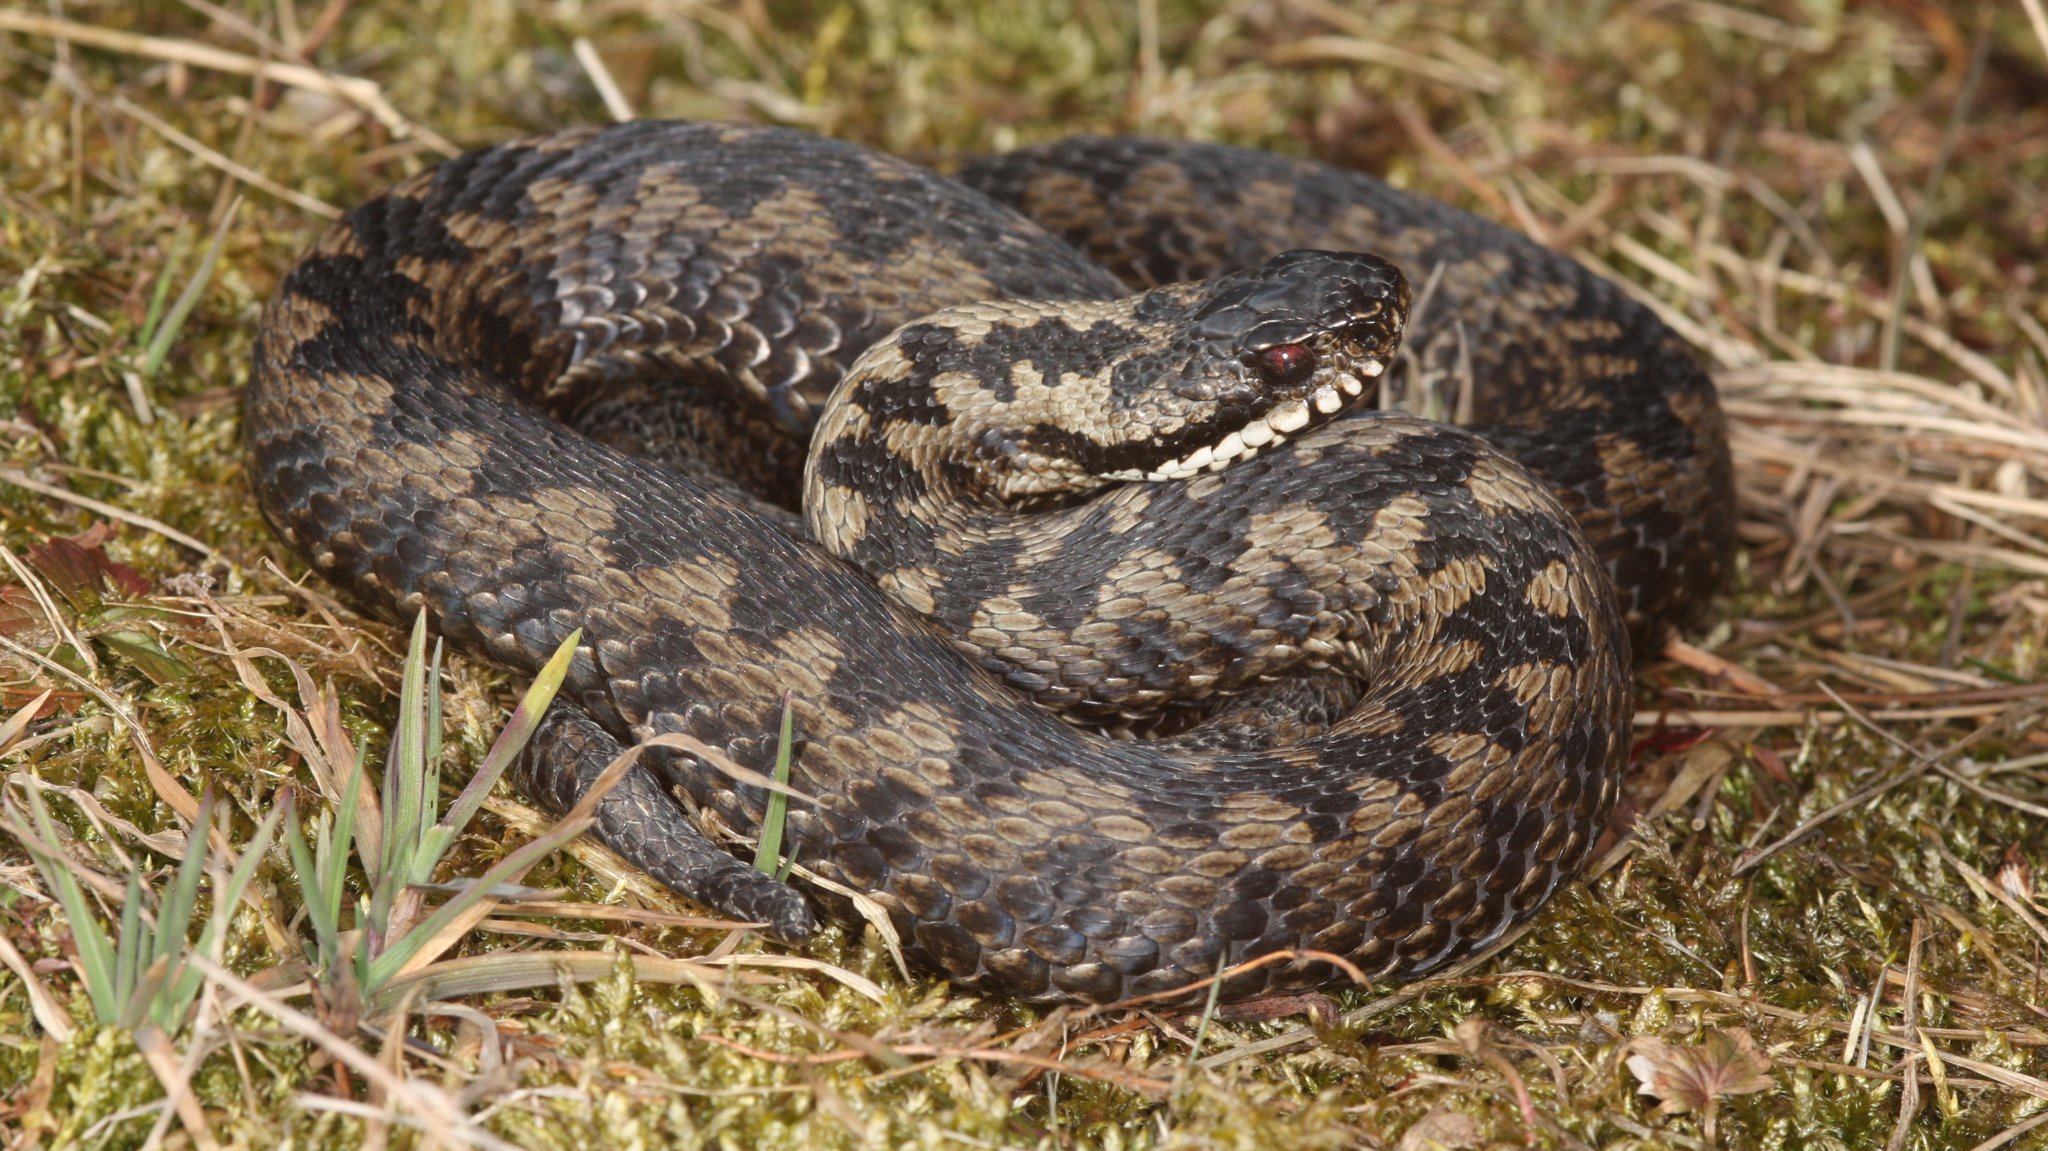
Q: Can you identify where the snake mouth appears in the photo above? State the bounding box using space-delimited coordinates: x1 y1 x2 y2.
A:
1111 356 1386 483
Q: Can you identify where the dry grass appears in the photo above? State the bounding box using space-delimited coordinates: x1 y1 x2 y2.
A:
3 0 2048 1147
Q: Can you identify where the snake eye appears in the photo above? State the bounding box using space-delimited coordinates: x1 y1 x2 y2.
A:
1253 343 1317 388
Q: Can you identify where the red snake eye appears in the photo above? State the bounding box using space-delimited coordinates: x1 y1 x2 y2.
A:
1254 343 1316 387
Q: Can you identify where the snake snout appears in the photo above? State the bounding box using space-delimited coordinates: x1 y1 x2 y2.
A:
1188 248 1409 348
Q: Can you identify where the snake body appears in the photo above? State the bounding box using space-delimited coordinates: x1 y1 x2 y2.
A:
246 122 1732 1003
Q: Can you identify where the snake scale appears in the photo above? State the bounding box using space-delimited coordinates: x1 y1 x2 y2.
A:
245 121 1733 1004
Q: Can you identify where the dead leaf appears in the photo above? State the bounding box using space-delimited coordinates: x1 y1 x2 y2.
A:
1627 1027 1776 1129
25 527 150 604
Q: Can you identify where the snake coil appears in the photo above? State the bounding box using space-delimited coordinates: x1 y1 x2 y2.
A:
247 122 1731 1003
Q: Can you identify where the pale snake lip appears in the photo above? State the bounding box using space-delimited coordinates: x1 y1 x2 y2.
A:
1106 358 1386 483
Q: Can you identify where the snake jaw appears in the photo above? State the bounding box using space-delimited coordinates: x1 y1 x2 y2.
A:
1107 355 1386 482
1088 249 1407 484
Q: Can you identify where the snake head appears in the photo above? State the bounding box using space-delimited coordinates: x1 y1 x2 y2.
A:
1092 248 1409 483
819 249 1409 509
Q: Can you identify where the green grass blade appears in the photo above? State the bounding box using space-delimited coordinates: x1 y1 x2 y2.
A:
423 637 444 844
165 798 285 1030
147 791 222 1029
355 893 376 993
330 743 366 892
138 228 189 348
362 746 635 995
430 628 582 861
129 956 174 1033
282 793 339 970
371 610 434 935
1179 964 1228 1088
207 797 282 937
15 788 121 1025
753 692 796 876
363 806 600 991
113 869 145 1028
392 610 432 865
151 790 213 976
141 197 240 379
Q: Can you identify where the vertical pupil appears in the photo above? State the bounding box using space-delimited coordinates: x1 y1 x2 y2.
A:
1259 344 1313 384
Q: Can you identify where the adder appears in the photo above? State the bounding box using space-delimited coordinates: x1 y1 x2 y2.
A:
245 122 1732 1004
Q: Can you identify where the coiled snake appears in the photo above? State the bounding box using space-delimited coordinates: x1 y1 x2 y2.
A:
246 122 1732 1003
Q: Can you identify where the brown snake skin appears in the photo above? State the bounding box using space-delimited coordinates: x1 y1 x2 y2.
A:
245 121 1733 1003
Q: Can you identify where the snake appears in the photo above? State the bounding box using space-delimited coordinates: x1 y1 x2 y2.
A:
245 121 1733 1004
